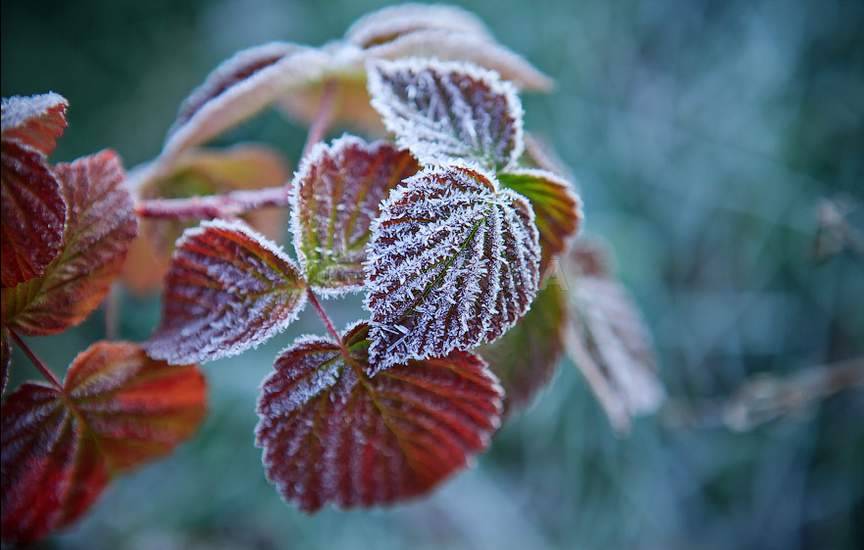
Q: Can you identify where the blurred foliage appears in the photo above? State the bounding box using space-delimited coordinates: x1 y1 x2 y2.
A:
2 0 863 549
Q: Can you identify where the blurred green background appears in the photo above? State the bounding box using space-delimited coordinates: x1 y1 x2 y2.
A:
2 0 863 548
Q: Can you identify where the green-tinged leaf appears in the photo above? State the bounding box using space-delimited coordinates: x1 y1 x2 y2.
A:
499 169 582 278
255 321 502 512
365 164 540 372
2 150 136 334
146 220 306 365
292 136 418 295
479 276 567 416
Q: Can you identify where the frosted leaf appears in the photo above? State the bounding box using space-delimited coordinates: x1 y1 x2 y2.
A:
2 150 137 334
562 240 665 433
292 135 418 296
0 341 205 544
146 219 307 365
346 4 492 48
0 141 67 287
255 321 502 512
124 144 290 294
368 58 524 171
161 42 330 164
0 327 8 396
479 276 566 417
364 164 540 372
1 92 68 156
499 168 583 279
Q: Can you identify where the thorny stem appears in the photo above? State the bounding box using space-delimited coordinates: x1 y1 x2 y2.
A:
9 329 63 390
306 287 341 344
135 80 338 222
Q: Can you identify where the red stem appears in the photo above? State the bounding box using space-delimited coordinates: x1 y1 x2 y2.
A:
136 186 291 221
302 80 338 158
8 329 63 390
306 288 341 343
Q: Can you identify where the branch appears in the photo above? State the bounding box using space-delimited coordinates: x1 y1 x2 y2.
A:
135 185 292 221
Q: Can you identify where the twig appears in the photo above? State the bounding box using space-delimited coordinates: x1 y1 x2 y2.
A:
8 329 63 390
135 186 291 221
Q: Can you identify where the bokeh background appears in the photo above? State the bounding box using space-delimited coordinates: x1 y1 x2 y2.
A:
2 0 863 549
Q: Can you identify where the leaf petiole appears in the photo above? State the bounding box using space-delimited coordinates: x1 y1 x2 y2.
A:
8 328 62 390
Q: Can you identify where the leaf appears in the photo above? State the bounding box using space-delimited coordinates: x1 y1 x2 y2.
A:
292 136 418 295
522 133 574 181
255 321 502 512
124 144 290 294
0 341 206 544
499 169 582 279
2 150 137 335
479 276 566 417
0 141 67 287
146 219 307 365
345 4 492 48
162 42 330 163
562 240 665 433
0 327 9 396
368 58 525 171
1 92 68 156
365 164 540 372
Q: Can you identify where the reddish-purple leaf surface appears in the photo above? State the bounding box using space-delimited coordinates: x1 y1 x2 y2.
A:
292 136 418 295
499 169 582 279
146 219 307 365
368 58 524 171
2 150 137 334
0 341 206 544
365 164 540 372
256 321 502 512
1 93 68 156
479 276 567 417
0 327 9 396
0 141 67 287
562 240 665 433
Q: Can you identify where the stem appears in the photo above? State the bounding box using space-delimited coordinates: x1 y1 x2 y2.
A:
306 287 341 343
104 283 120 340
136 186 291 221
302 80 338 158
9 329 62 390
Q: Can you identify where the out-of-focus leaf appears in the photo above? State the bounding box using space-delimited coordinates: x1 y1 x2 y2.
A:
562 240 665 433
146 219 306 365
162 42 329 163
522 133 574 182
368 58 524 171
1 93 68 156
365 164 540 373
479 276 566 417
345 4 493 48
292 136 418 295
124 144 290 294
2 150 136 335
499 169 582 279
255 321 502 512
0 341 206 544
0 327 8 396
0 141 66 287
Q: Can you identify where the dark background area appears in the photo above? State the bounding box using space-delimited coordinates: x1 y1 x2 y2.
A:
2 0 863 549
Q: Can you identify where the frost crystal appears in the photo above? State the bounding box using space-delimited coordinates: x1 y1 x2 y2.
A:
364 164 541 373
146 219 307 364
255 322 502 512
291 135 418 296
368 58 525 171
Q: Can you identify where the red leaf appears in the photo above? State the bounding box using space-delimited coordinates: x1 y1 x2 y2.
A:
0 341 206 544
1 93 68 156
256 321 502 512
365 164 540 372
146 219 307 364
2 150 137 334
292 136 418 294
479 276 566 416
0 141 67 287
